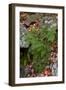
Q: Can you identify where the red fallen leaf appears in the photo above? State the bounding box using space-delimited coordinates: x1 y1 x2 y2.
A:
43 68 52 76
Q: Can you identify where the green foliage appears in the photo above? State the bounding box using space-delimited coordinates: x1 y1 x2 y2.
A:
24 25 57 73
20 52 28 66
47 26 56 42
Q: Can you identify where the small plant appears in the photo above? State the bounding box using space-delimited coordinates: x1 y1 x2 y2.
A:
25 25 57 73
